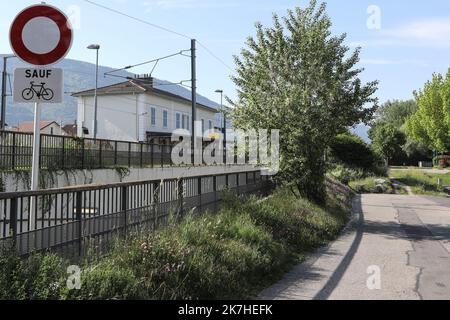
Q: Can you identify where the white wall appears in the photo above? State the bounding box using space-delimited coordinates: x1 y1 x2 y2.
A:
77 91 219 142
77 93 140 141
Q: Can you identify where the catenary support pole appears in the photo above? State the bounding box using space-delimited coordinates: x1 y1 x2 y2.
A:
191 39 197 165
0 57 7 130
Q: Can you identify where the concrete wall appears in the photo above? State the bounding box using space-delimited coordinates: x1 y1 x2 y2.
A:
0 165 259 193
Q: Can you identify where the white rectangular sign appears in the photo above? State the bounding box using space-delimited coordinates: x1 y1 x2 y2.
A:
13 68 63 103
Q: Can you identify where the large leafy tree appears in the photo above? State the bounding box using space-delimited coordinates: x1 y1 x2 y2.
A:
369 123 406 165
406 70 450 153
230 0 378 204
369 99 431 165
372 100 417 128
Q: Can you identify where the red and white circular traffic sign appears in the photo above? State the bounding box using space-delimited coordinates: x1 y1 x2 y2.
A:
9 4 73 66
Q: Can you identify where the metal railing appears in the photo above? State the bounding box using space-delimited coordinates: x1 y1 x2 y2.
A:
0 170 272 258
0 130 229 171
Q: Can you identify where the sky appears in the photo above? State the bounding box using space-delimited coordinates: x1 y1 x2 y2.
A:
1 0 450 106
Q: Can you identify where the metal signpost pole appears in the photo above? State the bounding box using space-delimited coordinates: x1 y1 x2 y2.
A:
29 102 41 229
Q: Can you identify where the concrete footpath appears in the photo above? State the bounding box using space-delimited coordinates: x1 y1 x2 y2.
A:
258 194 450 300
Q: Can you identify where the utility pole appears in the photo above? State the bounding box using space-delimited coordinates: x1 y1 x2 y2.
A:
1 56 15 130
191 39 197 165
87 44 100 139
215 89 225 164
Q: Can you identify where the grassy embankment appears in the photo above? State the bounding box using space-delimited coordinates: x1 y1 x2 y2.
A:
0 180 352 300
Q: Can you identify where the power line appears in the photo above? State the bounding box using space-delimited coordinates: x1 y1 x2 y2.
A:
82 0 191 40
104 50 190 76
81 0 234 72
197 41 234 72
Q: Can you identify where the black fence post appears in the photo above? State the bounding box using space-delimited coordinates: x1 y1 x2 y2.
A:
81 139 85 169
11 132 16 170
178 178 184 218
114 141 118 166
121 186 128 236
151 142 154 168
75 191 83 257
39 134 43 169
198 176 202 212
128 142 131 167
10 198 17 250
99 140 102 168
160 144 163 168
213 175 217 213
140 143 143 168
61 136 65 169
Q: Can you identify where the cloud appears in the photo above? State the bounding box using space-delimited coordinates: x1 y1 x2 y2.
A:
382 18 450 43
353 17 450 48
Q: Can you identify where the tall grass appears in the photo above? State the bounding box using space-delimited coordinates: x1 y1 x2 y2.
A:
389 169 448 196
1 182 352 300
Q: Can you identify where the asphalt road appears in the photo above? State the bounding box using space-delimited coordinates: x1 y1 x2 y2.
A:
258 194 450 300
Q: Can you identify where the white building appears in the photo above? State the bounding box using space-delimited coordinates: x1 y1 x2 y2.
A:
73 77 222 143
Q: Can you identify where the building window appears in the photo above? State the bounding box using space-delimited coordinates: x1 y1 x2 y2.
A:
163 110 168 128
186 115 190 131
151 107 156 126
176 113 181 129
182 114 186 129
201 119 205 133
50 127 54 135
208 120 212 130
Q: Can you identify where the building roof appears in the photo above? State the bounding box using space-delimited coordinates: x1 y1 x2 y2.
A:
72 77 221 112
15 121 59 133
62 123 77 136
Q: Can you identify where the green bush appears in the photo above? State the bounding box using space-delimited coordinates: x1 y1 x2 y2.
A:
0 245 67 300
329 133 381 172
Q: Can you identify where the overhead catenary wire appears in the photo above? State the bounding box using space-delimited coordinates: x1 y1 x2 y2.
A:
81 0 234 72
104 50 190 76
82 0 191 40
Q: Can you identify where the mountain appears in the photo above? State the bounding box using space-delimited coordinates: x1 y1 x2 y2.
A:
351 123 371 143
1 55 132 126
0 55 219 128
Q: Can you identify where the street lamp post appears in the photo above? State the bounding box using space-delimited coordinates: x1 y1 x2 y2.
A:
215 89 225 164
87 44 100 139
1 55 16 130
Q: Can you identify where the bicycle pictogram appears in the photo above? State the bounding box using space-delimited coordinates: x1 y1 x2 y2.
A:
21 81 54 101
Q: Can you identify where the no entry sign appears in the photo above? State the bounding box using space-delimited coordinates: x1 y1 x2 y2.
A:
9 4 73 66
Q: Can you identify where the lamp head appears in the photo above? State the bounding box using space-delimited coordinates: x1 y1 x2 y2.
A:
87 44 100 50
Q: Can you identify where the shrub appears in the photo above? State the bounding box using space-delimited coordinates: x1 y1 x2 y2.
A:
329 133 380 171
0 245 67 300
433 155 450 167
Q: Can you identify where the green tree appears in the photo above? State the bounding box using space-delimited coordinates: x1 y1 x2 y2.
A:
406 70 450 153
369 123 406 165
372 99 417 128
369 99 431 165
230 0 378 204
